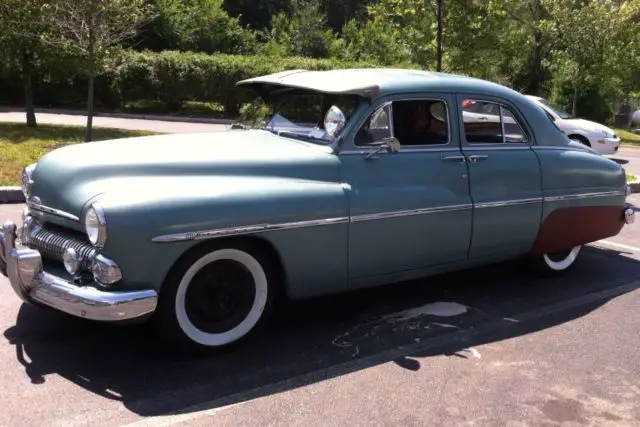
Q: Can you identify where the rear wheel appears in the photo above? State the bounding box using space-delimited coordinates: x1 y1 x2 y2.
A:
154 241 277 353
529 245 583 276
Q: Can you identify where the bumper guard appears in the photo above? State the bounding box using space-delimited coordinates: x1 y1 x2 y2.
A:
1 221 157 322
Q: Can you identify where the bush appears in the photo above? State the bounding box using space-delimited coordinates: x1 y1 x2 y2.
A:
0 50 384 117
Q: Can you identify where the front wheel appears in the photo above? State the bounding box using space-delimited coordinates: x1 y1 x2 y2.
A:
529 245 583 276
154 242 276 353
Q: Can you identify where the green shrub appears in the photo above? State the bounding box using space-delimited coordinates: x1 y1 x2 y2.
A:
0 50 386 117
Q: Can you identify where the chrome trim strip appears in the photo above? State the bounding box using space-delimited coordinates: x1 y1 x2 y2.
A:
351 204 472 223
152 216 350 243
151 190 624 243
26 201 79 222
475 197 543 209
543 190 625 202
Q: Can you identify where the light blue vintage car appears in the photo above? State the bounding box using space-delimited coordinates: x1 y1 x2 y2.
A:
0 68 635 352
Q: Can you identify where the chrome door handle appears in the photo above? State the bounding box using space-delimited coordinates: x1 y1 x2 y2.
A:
442 155 466 163
467 154 488 164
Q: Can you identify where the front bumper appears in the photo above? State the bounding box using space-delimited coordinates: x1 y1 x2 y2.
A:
593 136 621 154
1 221 157 322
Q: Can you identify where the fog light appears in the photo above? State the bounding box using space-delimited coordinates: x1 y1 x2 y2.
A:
63 248 81 275
91 254 122 285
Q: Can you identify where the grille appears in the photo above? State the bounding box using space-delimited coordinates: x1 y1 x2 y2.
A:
26 223 97 267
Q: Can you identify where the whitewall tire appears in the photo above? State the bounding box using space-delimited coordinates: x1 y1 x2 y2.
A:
530 245 583 276
155 242 277 353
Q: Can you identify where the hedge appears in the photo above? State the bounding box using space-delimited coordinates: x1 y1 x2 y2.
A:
0 50 383 117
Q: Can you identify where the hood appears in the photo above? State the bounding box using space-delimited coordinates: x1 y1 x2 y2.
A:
562 118 615 134
29 129 339 217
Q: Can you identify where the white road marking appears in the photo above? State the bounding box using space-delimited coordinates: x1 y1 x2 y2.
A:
595 240 640 253
382 302 469 322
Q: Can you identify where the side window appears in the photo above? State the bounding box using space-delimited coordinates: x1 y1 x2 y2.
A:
354 99 449 147
461 99 528 144
500 105 528 143
354 103 392 146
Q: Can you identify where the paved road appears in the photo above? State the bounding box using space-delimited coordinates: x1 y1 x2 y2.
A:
611 146 640 176
0 111 228 134
0 195 639 427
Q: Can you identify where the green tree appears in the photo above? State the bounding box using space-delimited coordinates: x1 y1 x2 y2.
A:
544 0 631 116
42 0 153 142
0 0 49 127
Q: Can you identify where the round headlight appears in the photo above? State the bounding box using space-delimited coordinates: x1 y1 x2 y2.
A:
84 202 107 248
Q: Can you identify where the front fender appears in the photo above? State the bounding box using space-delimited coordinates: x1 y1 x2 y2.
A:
97 176 350 298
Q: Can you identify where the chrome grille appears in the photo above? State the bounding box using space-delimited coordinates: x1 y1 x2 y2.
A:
26 223 97 267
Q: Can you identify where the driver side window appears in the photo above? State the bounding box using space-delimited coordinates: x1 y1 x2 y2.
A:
354 99 449 147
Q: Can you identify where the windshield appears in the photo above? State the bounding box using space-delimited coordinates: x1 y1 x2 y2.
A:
264 90 362 143
537 98 573 119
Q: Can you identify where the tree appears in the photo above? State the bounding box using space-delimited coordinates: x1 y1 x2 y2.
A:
544 0 629 116
42 0 153 141
0 0 49 127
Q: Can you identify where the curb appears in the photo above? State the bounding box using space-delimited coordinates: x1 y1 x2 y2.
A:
0 187 24 204
0 106 236 125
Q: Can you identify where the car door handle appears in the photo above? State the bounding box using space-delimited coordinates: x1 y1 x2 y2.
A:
441 155 466 163
467 154 488 164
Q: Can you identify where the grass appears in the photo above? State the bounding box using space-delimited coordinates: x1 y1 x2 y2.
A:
0 123 157 186
612 127 640 146
628 174 638 183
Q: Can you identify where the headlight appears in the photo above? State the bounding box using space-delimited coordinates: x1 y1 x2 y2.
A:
84 202 107 248
601 129 614 138
21 163 36 198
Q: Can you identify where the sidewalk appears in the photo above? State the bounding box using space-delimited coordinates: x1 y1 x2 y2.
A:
0 107 232 134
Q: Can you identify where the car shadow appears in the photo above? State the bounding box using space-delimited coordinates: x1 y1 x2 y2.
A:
3 246 640 417
611 157 629 165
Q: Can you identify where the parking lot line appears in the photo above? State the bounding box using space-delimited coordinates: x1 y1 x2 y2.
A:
596 240 640 253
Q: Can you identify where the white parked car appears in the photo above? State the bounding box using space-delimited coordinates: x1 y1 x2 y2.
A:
525 95 621 155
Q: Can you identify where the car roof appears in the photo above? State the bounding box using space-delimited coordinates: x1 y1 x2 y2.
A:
236 68 525 101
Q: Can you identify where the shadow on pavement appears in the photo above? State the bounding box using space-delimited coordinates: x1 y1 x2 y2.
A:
3 246 640 417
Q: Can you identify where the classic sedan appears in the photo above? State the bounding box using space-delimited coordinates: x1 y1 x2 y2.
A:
0 68 635 352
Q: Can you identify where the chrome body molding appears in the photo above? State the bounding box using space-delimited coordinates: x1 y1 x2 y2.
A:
26 200 80 222
350 203 472 223
152 216 350 243
543 190 625 202
1 221 157 322
150 190 627 243
475 197 543 209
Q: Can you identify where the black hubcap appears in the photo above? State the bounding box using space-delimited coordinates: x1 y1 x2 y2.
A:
185 259 257 334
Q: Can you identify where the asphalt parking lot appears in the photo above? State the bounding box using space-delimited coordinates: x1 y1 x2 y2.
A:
0 193 639 426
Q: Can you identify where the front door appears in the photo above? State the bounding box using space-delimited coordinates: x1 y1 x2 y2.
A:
457 95 543 260
340 94 473 283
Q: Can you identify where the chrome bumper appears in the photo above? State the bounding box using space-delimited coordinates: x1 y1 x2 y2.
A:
1 221 157 322
625 206 635 225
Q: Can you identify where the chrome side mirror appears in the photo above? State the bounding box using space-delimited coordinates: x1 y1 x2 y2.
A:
365 137 400 160
324 105 346 137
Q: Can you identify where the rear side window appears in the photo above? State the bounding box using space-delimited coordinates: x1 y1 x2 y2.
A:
461 99 528 144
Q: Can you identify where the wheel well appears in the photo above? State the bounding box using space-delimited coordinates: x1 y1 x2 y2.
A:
162 235 289 300
568 134 590 146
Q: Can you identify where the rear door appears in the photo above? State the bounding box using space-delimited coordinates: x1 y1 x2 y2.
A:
456 95 543 261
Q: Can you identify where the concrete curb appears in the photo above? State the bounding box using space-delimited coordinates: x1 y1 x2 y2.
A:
0 106 236 125
0 187 24 204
